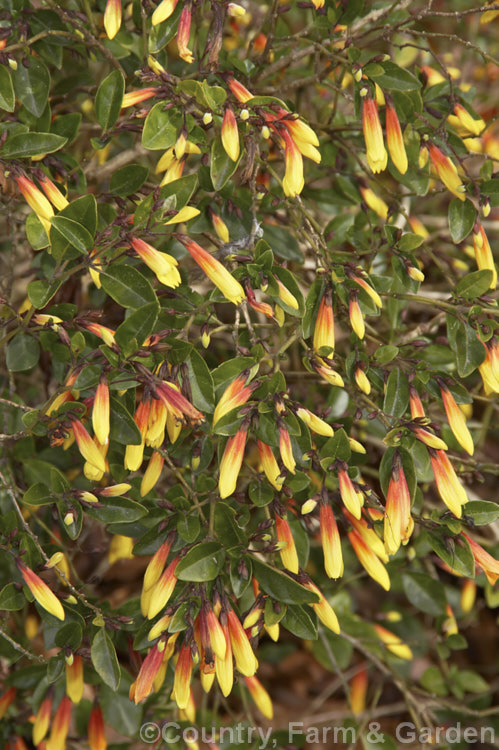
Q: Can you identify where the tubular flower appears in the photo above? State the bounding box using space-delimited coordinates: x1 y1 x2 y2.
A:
152 0 179 25
373 624 413 660
303 580 340 634
83 322 116 348
350 667 368 716
38 175 68 211
15 175 54 224
362 94 387 174
204 605 227 660
349 292 365 339
384 451 413 556
462 533 499 585
142 538 172 596
429 449 468 517
211 211 230 243
257 439 284 490
227 76 253 103
156 380 204 424
296 407 333 437
245 676 273 720
147 397 168 446
409 385 426 419
313 293 335 353
148 614 172 642
65 655 84 703
0 687 16 720
213 372 256 426
46 697 72 750
347 528 390 591
177 234 245 305
18 561 65 621
314 360 345 387
130 237 181 288
160 157 185 185
140 451 164 497
461 578 476 613
99 482 131 497
275 514 299 573
245 283 274 318
320 503 343 579
276 278 299 310
338 467 363 519
350 274 383 308
104 0 121 39
343 509 389 564
177 4 194 63
124 399 150 471
221 107 240 162
88 705 107 750
355 366 371 395
227 608 258 676
439 381 474 455
134 640 166 703
449 104 485 136
428 144 466 201
385 99 408 174
408 216 430 238
173 644 193 709
164 206 200 225
147 556 180 618
279 426 296 474
479 338 499 394
218 425 248 498
33 693 52 744
410 424 448 451
216 621 233 696
281 129 304 197
360 186 389 220
472 223 497 289
108 534 134 564
92 377 110 446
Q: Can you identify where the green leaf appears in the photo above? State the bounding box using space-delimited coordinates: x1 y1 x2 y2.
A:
183 350 215 412
6 334 40 372
402 571 446 616
27 279 62 309
383 369 409 417
210 136 241 191
23 483 53 506
142 102 178 150
101 684 142 735
175 542 226 582
101 265 158 309
420 666 448 696
0 132 67 159
115 302 158 352
0 65 16 112
248 481 274 507
95 70 124 131
54 622 83 650
263 224 304 263
465 500 499 525
50 216 93 254
454 322 486 378
281 604 318 639
148 2 183 53
448 198 476 243
26 213 49 250
110 164 149 196
454 669 489 694
214 502 245 546
0 583 25 611
456 270 493 300
374 344 399 364
91 629 121 691
12 57 50 117
86 497 147 524
427 532 474 577
370 61 422 91
251 558 319 605
109 397 142 445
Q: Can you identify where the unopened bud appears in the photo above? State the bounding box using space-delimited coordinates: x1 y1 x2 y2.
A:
261 125 270 139
46 552 64 568
202 112 213 125
240 108 250 121
228 2 246 16
301 499 317 514
353 67 363 82
64 512 75 526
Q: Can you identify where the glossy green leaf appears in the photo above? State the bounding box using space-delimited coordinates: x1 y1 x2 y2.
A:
454 322 486 378
456 270 493 300
27 279 62 308
95 70 124 131
251 558 319 605
110 164 149 196
142 102 178 150
115 302 159 352
0 583 25 611
86 497 148 524
427 532 474 578
6 334 40 372
50 216 93 254
383 369 409 417
1 132 67 158
109 397 142 445
281 604 318 639
210 136 241 191
448 198 476 243
91 629 121 690
402 571 446 616
175 542 226 582
0 65 15 112
12 57 50 117
464 500 499 525
101 265 158 309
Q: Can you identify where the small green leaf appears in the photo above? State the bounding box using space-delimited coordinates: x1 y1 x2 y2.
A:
448 198 476 243
251 558 319 605
50 216 93 254
115 303 158 352
454 322 486 378
183 350 215 412
26 213 49 250
109 397 142 445
427 532 474 577
175 542 226 582
420 666 448 696
263 224 304 263
109 164 149 196
456 270 493 300
86 497 147 524
402 571 446 616
383 369 409 417
12 57 50 117
374 345 399 364
370 61 422 91
1 132 67 158
0 65 16 112
28 279 62 309
95 70 124 131
23 483 53 506
101 265 158 309
142 102 178 150
6 334 40 372
214 502 245 546
281 604 317 639
248 481 274 507
210 136 241 191
464 501 499 525
91 629 121 690
54 622 83 650
0 583 25 611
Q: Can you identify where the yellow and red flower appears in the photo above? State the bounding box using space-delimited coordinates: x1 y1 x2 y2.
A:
103 0 121 39
130 237 181 288
222 107 240 162
213 372 256 426
472 223 497 289
173 643 193 709
385 98 408 174
152 0 179 25
320 503 343 579
33 693 52 745
275 514 299 573
429 449 468 517
338 466 363 519
362 93 387 174
349 292 365 339
313 293 335 353
88 705 107 750
428 143 466 201
373 624 412 660
384 451 413 556
177 234 245 305
281 128 304 197
245 676 273 719
18 560 65 621
177 4 194 63
257 439 283 490
134 639 167 703
38 174 69 211
303 579 340 634
0 687 16 720
147 556 180 619
439 381 474 455
46 696 72 750
92 377 110 447
65 654 84 703
227 608 258 676
462 532 499 585
218 425 248 498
